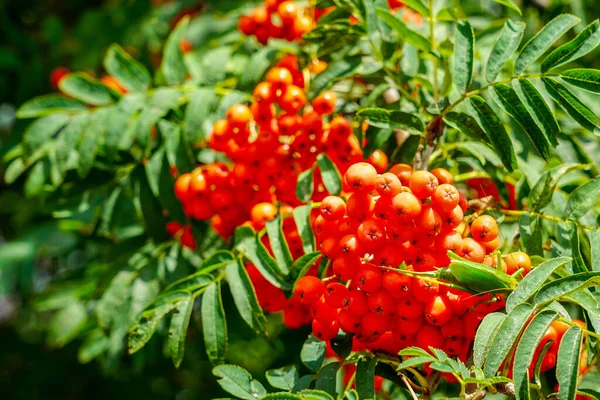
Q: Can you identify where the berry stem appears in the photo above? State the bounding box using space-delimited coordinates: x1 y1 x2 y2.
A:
401 373 420 400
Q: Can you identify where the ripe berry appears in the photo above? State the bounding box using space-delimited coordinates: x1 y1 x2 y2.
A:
372 242 404 267
391 192 422 221
342 289 369 316
431 168 453 184
277 1 299 23
389 163 413 186
279 85 306 113
435 230 464 255
367 150 389 174
409 170 439 199
266 67 293 92
443 337 464 355
254 82 276 103
375 173 402 197
320 196 346 221
504 252 531 275
321 236 341 259
471 215 499 243
324 282 349 309
441 317 464 338
357 219 386 249
312 319 339 341
312 90 337 115
361 313 392 336
416 325 444 351
424 295 454 326
329 116 353 137
179 39 193 53
250 202 278 227
415 204 442 234
442 205 464 230
396 314 424 335
345 162 378 193
295 276 325 305
432 184 460 212
346 193 374 220
462 238 485 263
367 289 396 316
226 104 253 129
338 309 362 333
396 295 424 320
339 234 363 256
382 271 411 298
174 173 192 202
412 279 439 303
311 296 339 323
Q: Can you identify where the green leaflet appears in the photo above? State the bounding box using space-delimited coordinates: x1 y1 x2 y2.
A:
513 79 560 146
543 77 600 134
493 0 521 15
104 44 152 92
316 154 342 196
292 204 316 254
529 163 589 212
201 282 227 366
16 94 87 119
168 293 194 368
473 313 506 368
542 19 600 72
58 72 115 106
161 17 189 85
357 107 425 132
225 259 268 335
266 365 299 391
556 327 583 400
296 168 315 203
561 69 600 93
213 364 267 400
534 272 600 306
308 56 362 99
564 177 600 220
376 8 431 51
514 14 580 74
454 21 475 93
356 358 377 400
265 215 294 275
486 20 525 82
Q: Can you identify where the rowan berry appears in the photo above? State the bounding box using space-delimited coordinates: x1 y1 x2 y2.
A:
292 15 313 37
314 214 337 239
441 317 463 338
321 236 341 259
179 39 193 53
332 254 360 281
253 82 276 103
338 309 362 333
329 116 353 138
355 264 383 292
431 168 453 185
324 282 348 309
443 337 464 356
368 289 396 316
396 295 424 320
435 230 464 255
357 219 386 249
367 150 389 174
342 289 369 316
312 90 337 115
345 162 378 193
312 319 339 341
415 204 442 234
471 215 499 243
373 196 394 221
416 325 444 351
266 67 293 92
432 184 460 212
397 314 424 336
504 252 531 275
409 170 439 199
361 313 393 336
372 242 404 267
238 15 256 35
346 192 374 220
551 320 571 342
295 276 325 305
277 1 299 22
462 238 485 263
463 311 485 340
424 295 454 326
226 104 253 129
279 85 306 113
442 205 464 230
375 172 402 197
311 296 339 323
320 196 346 221
283 303 311 329
412 249 437 272
337 217 360 237
339 234 363 256
389 163 413 186
386 222 415 243
382 270 411 298
391 192 422 221
174 173 192 202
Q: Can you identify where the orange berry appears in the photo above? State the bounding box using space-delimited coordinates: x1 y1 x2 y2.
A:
389 163 413 186
278 85 306 114
226 104 253 128
470 215 499 243
345 162 378 193
431 168 453 184
409 170 439 199
432 183 460 212
504 252 531 275
462 238 485 263
391 192 422 222
320 196 346 221
312 90 337 115
250 202 278 227
367 150 389 174
174 173 192 202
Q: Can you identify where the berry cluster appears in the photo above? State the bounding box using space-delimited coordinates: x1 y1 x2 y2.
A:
238 1 315 44
173 55 365 237
287 162 518 362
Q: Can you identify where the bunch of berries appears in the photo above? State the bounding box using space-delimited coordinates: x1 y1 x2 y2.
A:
286 162 524 364
238 0 315 44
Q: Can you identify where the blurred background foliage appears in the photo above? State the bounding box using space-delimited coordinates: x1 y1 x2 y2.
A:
1 0 600 399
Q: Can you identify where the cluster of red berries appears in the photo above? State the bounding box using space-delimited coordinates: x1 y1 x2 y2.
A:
238 0 315 44
283 162 521 365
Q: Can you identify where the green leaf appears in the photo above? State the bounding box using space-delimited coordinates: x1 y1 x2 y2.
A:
225 259 268 335
16 94 87 119
316 154 342 196
564 178 600 220
357 108 425 132
77 115 103 177
298 390 334 400
486 20 526 82
58 72 115 106
399 347 433 357
309 56 362 99
514 14 580 74
266 216 294 276
185 88 218 144
135 167 170 243
592 230 600 272
315 362 340 397
534 272 600 306
345 390 359 400
513 310 559 400
104 44 152 92
542 20 600 72
543 78 600 133
376 9 431 52
397 356 437 369
356 358 377 400
160 119 195 177
4 158 26 184
213 364 267 400
467 96 518 172
293 205 316 254
561 69 600 93
262 394 303 400
493 0 521 15
301 335 327 372
473 312 506 368
506 257 572 311
78 329 109 364
529 163 589 212
513 79 560 146
296 168 315 203
454 21 475 93
168 292 194 368
290 252 322 281
266 365 299 391
240 48 277 88
443 112 489 143
519 214 544 257
97 270 137 329
556 327 583 400
161 17 189 85
202 282 227 366
23 114 69 154
483 303 534 377
47 301 88 347
400 0 430 17
490 84 551 160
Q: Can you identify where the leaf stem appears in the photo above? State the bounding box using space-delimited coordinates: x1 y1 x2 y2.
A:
401 373 420 400
498 209 596 231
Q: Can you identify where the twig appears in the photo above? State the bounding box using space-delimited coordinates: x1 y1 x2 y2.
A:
401 374 420 400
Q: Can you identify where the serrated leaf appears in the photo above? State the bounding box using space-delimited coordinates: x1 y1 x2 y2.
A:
297 168 315 203
58 72 115 106
443 112 489 143
542 20 600 72
561 69 600 93
513 79 560 145
168 292 193 368
202 282 227 366
77 115 103 177
356 358 377 400
493 0 521 15
104 44 152 92
160 119 195 177
135 167 170 243
397 356 437 369
513 310 559 400
24 158 48 198
543 78 600 133
454 21 475 93
316 154 342 196
309 57 362 99
266 365 299 391
490 84 551 160
430 362 455 373
519 214 544 257
357 108 424 132
483 303 534 377
298 390 334 400
506 257 571 312
225 259 268 335
315 362 340 397
473 312 506 368
266 216 293 276
399 346 432 357
592 230 600 272
557 327 583 400
16 94 87 119
467 96 518 172
185 88 218 144
534 272 600 306
515 14 580 74
564 178 600 220
47 301 88 348
213 364 267 400
97 270 137 329
161 17 189 85
4 158 26 184
529 163 588 212
262 394 303 400
292 205 316 254
376 8 431 52
486 20 526 82
301 336 326 371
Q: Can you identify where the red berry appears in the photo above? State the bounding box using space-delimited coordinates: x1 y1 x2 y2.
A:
295 276 325 305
